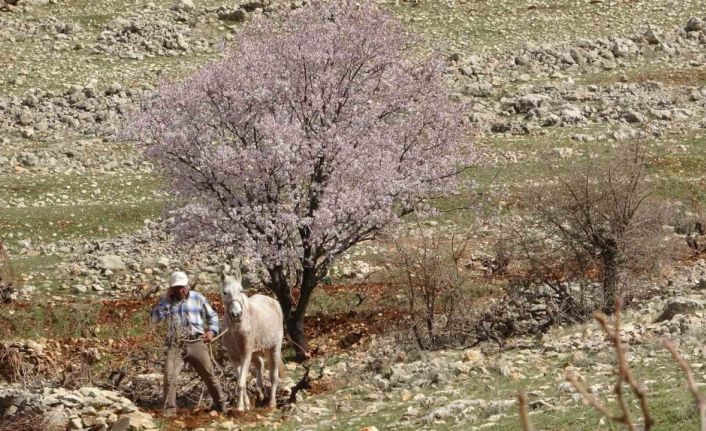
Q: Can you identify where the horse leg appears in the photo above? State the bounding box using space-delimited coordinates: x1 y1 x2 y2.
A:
229 357 241 382
257 354 266 403
236 350 252 412
269 344 281 408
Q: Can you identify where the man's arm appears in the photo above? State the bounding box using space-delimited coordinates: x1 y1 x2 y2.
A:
201 296 219 336
149 296 170 324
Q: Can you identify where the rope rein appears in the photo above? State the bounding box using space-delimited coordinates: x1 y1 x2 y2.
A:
184 328 229 344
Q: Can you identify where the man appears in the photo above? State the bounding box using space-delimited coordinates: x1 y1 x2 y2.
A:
150 271 227 416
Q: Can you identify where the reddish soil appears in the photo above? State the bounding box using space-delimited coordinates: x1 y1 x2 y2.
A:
148 405 289 430
303 307 406 356
96 298 148 325
1 283 415 427
631 66 706 86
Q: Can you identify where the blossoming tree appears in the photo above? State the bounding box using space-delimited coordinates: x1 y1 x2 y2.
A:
127 0 471 359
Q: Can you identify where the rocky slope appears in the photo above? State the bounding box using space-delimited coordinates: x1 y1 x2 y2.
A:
3 0 706 430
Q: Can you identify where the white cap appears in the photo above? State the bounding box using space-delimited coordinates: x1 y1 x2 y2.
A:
169 271 189 288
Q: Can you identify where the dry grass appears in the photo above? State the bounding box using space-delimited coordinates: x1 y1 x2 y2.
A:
637 67 706 86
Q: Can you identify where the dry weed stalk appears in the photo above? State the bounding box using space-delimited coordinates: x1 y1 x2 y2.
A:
0 346 32 384
519 298 706 430
518 391 536 431
663 339 706 431
566 300 654 430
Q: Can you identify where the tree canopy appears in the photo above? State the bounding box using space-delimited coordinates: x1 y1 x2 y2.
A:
127 0 472 358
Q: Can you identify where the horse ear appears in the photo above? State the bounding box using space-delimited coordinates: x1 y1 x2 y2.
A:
233 267 242 283
220 271 226 283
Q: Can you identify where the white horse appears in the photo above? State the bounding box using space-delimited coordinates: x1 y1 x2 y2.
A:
220 272 284 411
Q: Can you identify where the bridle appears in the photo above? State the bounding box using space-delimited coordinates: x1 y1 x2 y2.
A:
223 290 247 316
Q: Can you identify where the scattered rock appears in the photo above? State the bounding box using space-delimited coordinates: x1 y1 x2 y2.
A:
685 17 704 32
656 297 705 322
551 147 574 159
97 255 126 271
112 411 157 431
514 94 550 113
171 0 194 12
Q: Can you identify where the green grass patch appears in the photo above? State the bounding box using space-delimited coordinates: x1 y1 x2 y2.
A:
308 289 360 316
0 300 155 340
578 63 706 87
11 254 63 276
0 200 165 249
0 172 161 204
0 301 98 339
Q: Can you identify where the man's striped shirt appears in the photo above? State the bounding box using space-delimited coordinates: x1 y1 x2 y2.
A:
150 290 219 338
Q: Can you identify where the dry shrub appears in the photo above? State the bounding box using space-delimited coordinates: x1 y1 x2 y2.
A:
0 413 54 431
508 142 677 315
388 219 476 350
675 190 706 255
0 341 58 386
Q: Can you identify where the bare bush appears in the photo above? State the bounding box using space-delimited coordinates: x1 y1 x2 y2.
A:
389 220 475 350
0 341 58 386
510 142 673 314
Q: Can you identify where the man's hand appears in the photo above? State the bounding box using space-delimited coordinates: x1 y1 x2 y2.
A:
203 331 215 343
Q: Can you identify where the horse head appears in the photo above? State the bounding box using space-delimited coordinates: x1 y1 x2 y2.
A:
221 271 247 323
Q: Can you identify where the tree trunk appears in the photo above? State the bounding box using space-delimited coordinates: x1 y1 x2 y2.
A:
289 268 317 361
267 265 317 362
285 314 309 362
601 249 619 314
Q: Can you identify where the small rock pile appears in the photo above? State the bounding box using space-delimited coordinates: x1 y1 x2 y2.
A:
203 0 308 23
0 82 147 139
0 15 81 42
46 218 269 298
452 16 706 82
0 0 45 13
0 385 156 431
474 281 603 344
94 14 210 59
450 17 706 138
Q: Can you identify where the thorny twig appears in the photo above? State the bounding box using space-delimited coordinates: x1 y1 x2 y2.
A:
565 373 613 419
520 296 657 430
159 312 192 430
0 239 18 303
663 339 706 431
567 299 654 430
